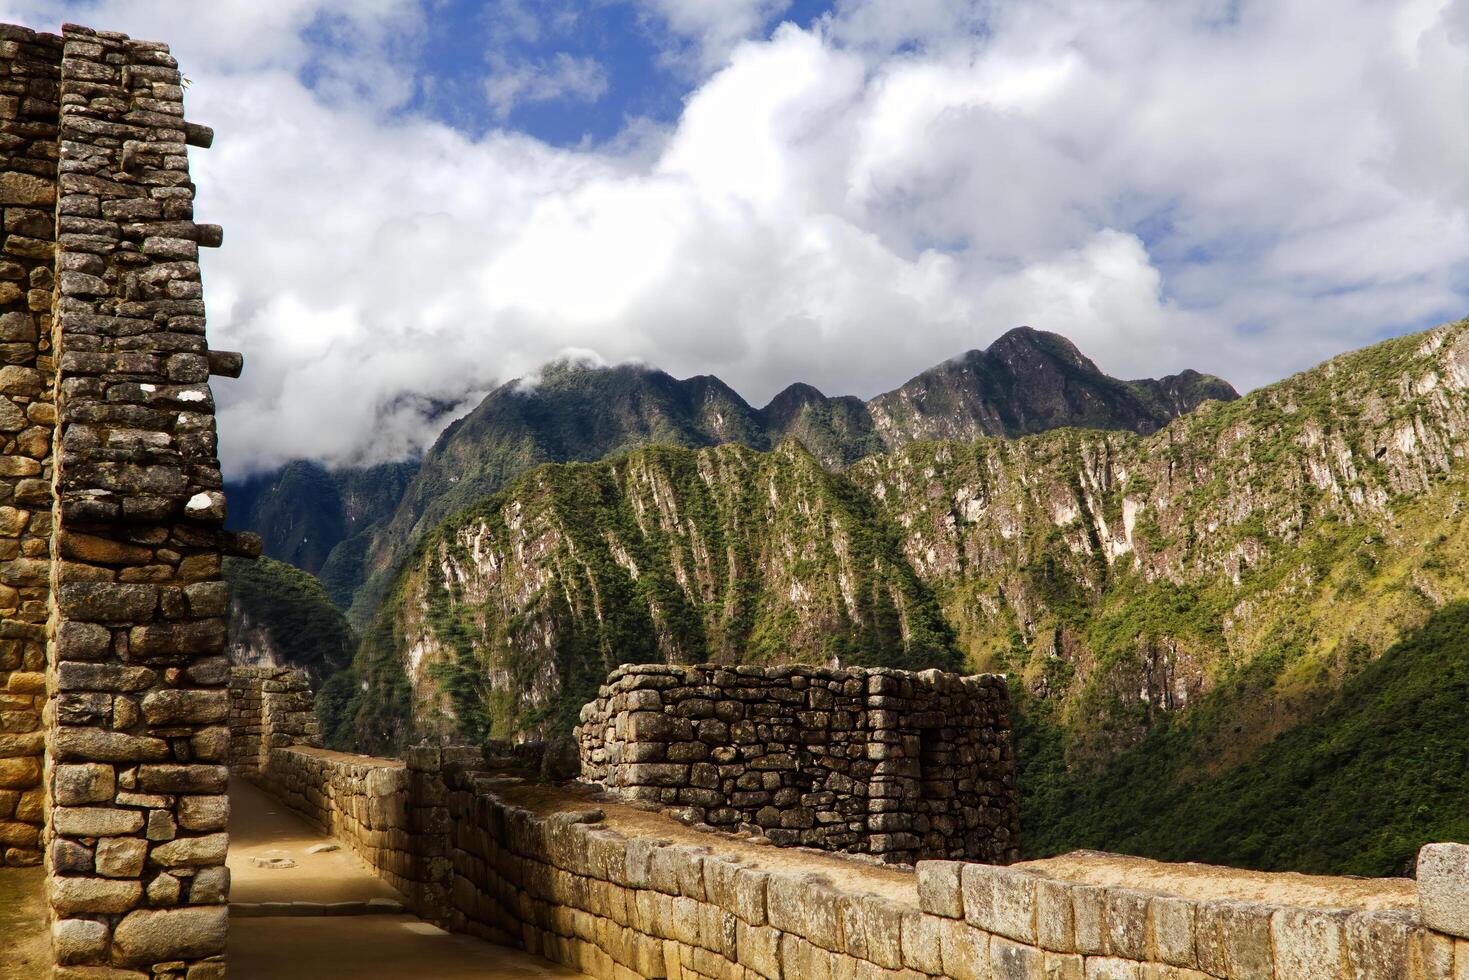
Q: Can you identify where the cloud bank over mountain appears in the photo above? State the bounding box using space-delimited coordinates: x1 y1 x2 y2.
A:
7 0 1468 474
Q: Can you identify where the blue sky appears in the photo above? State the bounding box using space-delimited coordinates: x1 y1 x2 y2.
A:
374 0 838 146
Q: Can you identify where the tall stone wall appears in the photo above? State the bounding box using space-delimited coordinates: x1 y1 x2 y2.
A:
0 21 61 873
577 664 1020 865
0 19 249 977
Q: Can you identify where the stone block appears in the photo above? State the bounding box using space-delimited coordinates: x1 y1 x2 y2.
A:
49 875 143 915
1035 876 1075 952
53 806 146 838
990 934 1045 979
963 862 1037 944
916 860 964 918
900 910 944 974
140 688 228 724
53 917 109 966
937 915 989 980
1105 887 1152 959
112 906 228 966
1084 958 1141 979
1270 907 1348 980
1149 894 1197 968
1420 843 1469 939
95 836 148 878
862 894 905 967
177 794 229 831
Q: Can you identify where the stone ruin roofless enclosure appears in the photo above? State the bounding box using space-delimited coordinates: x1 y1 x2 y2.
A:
0 19 252 978
577 663 1020 866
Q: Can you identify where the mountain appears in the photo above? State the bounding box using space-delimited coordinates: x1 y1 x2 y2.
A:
339 441 959 749
224 460 416 607
330 317 1469 875
225 327 1236 627
864 327 1238 445
224 556 357 686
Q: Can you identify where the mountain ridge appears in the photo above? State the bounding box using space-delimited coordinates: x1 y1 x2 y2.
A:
225 326 1238 625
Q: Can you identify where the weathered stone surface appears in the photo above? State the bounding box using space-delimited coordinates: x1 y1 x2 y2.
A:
0 171 54 206
52 917 109 966
95 836 148 878
177 794 229 832
53 806 145 838
52 727 169 763
140 688 227 724
916 860 964 918
112 906 228 966
135 764 229 795
0 754 38 787
148 831 228 867
49 875 143 915
1271 907 1347 980
1420 843 1469 939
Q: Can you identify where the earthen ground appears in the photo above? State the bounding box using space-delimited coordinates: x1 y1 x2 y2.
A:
227 776 590 979
230 917 590 979
229 776 403 905
0 866 49 980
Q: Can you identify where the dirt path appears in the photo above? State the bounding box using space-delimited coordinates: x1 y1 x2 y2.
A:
0 866 48 980
228 777 404 906
227 778 590 980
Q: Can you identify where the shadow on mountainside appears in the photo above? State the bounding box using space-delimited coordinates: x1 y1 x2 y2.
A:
1017 599 1469 877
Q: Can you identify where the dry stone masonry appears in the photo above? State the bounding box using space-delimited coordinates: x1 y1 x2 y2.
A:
222 663 1469 978
0 18 249 978
226 666 318 776
578 664 1020 865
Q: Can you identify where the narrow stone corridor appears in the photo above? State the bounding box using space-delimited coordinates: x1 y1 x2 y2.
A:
226 778 589 979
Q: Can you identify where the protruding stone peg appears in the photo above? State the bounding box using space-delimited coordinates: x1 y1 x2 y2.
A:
196 224 223 248
222 530 262 559
184 122 214 148
206 350 243 378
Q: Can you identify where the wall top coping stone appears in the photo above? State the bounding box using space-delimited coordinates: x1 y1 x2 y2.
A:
1014 849 1417 913
284 745 405 770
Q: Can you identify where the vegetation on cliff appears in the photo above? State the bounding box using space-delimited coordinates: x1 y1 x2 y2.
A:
224 556 357 685
225 328 1235 630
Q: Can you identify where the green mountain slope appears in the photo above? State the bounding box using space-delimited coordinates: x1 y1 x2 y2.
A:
225 460 416 607
1018 600 1469 877
343 441 958 751
224 556 358 685
224 329 1234 628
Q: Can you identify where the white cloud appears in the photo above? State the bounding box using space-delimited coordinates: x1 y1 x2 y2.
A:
0 1 1464 477
483 52 608 120
624 0 795 69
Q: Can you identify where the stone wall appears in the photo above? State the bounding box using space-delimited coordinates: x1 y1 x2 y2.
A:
227 666 318 774
447 783 1466 980
244 735 1469 979
577 664 1019 865
0 18 252 977
0 20 61 873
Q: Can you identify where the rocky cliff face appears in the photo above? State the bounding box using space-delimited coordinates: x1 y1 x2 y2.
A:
344 321 1469 786
349 442 958 748
225 329 1235 630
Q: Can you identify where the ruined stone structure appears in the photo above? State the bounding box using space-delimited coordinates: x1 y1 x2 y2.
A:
577 664 1019 865
0 19 248 977
222 668 1469 979
226 666 317 776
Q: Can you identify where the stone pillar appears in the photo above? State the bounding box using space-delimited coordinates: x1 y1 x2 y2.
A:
0 22 60 872
44 23 237 977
